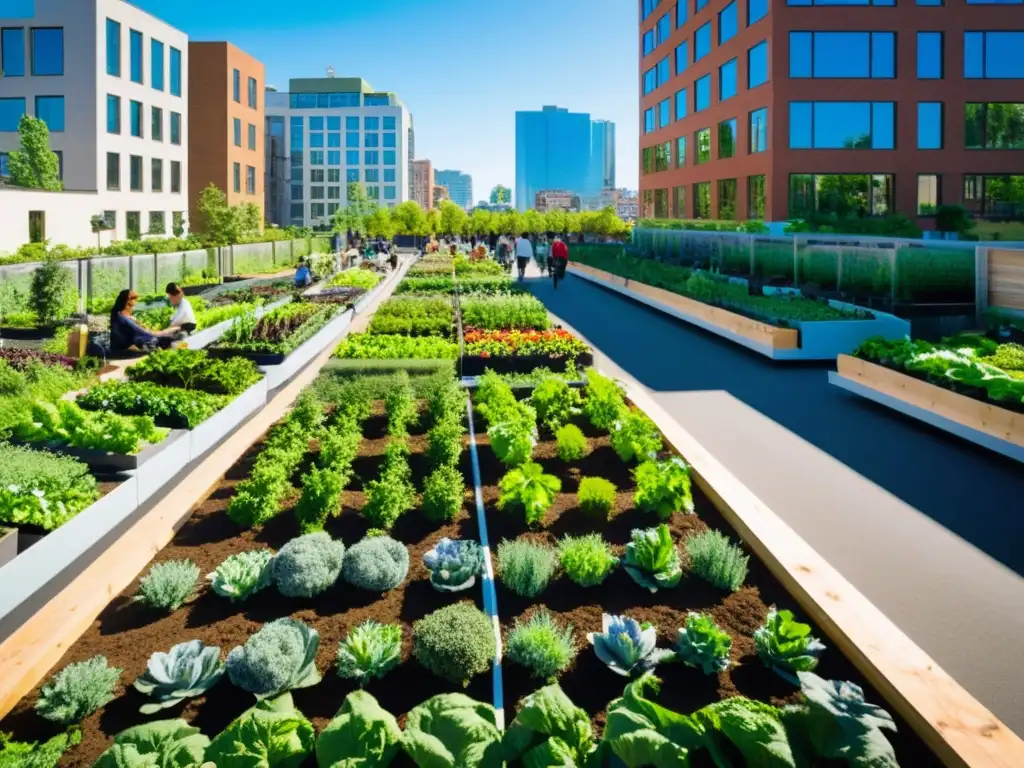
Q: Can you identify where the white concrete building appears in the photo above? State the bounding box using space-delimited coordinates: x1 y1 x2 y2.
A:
0 0 188 250
265 77 412 229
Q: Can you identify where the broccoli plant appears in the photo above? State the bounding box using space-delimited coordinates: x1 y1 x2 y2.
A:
622 524 682 593
133 640 224 714
225 618 321 700
587 614 673 677
423 538 484 592
497 461 561 526
754 608 826 683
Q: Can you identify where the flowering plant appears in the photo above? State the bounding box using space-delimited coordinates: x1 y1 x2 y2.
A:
463 328 589 359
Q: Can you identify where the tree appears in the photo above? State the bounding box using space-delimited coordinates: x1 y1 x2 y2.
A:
424 208 441 235
489 185 511 205
364 207 395 238
391 200 428 236
8 115 62 190
438 200 467 236
195 184 239 245
30 257 76 326
333 182 376 235
466 208 493 237
90 214 114 251
521 209 544 235
236 202 262 239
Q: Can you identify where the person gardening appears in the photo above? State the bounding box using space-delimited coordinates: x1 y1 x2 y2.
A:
295 257 313 287
164 282 197 334
109 290 176 353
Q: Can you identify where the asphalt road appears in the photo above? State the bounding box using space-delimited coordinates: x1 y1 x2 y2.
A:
525 264 1024 735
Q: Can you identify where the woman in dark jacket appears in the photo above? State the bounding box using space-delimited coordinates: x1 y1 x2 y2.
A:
109 289 173 353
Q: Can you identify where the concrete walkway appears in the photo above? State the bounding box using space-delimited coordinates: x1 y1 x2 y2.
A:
524 263 1024 735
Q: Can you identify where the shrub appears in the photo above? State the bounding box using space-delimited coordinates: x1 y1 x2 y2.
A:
634 458 694 519
529 378 582 432
577 477 617 518
35 655 122 724
555 423 589 462
685 530 749 591
610 408 662 463
674 612 732 675
384 370 417 436
497 538 558 598
134 559 199 613
225 618 321 699
505 611 577 680
421 464 465 523
558 534 617 587
335 620 402 685
271 532 345 598
206 549 274 602
413 603 496 686
497 461 561 526
342 536 409 591
583 369 625 431
30 258 76 326
426 417 464 469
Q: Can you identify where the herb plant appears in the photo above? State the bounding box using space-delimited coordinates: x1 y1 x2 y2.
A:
555 423 589 461
558 533 617 587
342 535 410 591
132 640 224 713
293 465 345 534
427 417 464 469
226 618 322 700
505 611 577 680
633 457 694 519
497 538 558 598
335 620 403 685
623 524 682 592
588 614 672 677
362 439 416 529
368 296 454 337
424 538 483 592
206 548 274 602
35 655 122 724
583 368 626 431
271 532 345 598
134 559 199 613
422 464 465 523
754 607 826 681
460 295 551 330
674 613 732 675
126 348 262 395
685 529 749 591
497 461 561 525
384 369 418 436
413 602 496 686
576 476 617 518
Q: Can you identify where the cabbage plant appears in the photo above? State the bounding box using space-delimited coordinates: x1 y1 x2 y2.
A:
423 538 484 592
588 614 672 677
754 608 826 683
674 613 732 676
226 618 321 700
92 720 209 768
206 548 274 602
133 640 224 714
204 692 314 768
622 524 682 593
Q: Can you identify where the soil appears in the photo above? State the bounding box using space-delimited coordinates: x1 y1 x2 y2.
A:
0 402 485 767
473 408 942 766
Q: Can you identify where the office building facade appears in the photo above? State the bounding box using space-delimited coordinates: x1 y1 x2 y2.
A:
638 0 1024 224
0 0 189 238
412 159 434 209
264 77 411 228
435 169 473 209
189 42 264 229
590 119 617 192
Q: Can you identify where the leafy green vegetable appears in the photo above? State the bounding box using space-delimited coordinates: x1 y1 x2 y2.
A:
402 693 504 768
126 349 262 396
133 640 224 714
77 380 230 429
623 524 682 593
611 408 663 463
334 333 460 360
529 377 582 431
0 442 98 531
13 398 168 455
205 692 315 768
673 613 732 676
497 461 560 525
754 608 826 682
207 549 275 602
576 476 617 518
226 618 322 700
588 614 672 677
271 532 345 598
92 719 209 768
633 458 694 519
555 423 589 461
461 295 551 330
316 690 401 768
502 683 597 767
0 728 81 768
583 368 626 432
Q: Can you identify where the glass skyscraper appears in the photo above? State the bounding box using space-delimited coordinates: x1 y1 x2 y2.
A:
515 106 614 211
436 169 473 209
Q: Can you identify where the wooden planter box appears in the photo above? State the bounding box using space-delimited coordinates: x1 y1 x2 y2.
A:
830 355 1024 464
568 262 909 360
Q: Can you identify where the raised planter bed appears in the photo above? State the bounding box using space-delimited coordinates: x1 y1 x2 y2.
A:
257 307 354 389
186 296 292 350
187 377 268 460
830 354 1024 463
460 351 593 377
0 325 56 340
569 262 909 360
0 528 16 569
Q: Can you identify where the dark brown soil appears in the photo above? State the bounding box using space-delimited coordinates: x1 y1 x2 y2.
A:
476 410 941 766
0 403 485 767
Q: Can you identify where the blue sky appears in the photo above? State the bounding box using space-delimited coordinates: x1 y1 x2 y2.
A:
131 0 639 204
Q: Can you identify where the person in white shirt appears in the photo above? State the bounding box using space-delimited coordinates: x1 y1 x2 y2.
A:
514 233 534 281
165 283 198 334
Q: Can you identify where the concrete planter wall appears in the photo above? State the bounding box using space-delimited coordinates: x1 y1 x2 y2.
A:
0 529 16 570
259 310 354 390
188 378 268 460
188 297 293 350
134 431 190 503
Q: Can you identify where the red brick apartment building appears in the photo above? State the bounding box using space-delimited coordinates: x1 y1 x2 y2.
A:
189 42 265 228
638 0 1024 226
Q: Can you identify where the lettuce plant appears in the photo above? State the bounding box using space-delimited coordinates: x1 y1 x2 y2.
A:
134 559 199 613
35 655 122 725
583 368 626 431
674 613 732 676
623 524 682 593
205 692 314 768
335 620 403 685
754 608 826 682
206 548 274 602
226 618 322 700
92 720 209 768
133 640 224 714
402 693 504 768
316 690 401 768
633 458 694 519
501 683 597 767
588 614 672 677
611 408 663 463
559 533 617 587
498 461 561 526
0 728 81 768
529 377 582 431
488 413 537 467
423 538 483 592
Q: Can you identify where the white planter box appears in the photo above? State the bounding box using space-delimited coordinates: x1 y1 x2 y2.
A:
259 309 354 390
188 378 269 460
135 430 191 503
188 297 293 350
0 528 16 570
353 259 412 314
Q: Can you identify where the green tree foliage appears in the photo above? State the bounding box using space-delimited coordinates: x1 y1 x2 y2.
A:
333 182 377 235
489 184 511 204
7 115 62 191
438 200 469 235
194 185 263 245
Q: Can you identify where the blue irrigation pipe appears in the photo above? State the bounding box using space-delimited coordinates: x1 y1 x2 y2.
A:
465 393 505 729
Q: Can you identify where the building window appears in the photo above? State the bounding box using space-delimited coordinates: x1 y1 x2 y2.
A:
107 152 120 190
748 0 768 24
130 100 143 137
0 98 25 132
327 133 341 148
383 116 396 130
383 132 396 148
309 116 323 131
963 174 1024 219
28 211 45 243
696 0 709 11
311 169 324 183
965 32 1024 79
328 169 341 183
291 184 303 200
654 189 669 219
130 155 142 191
152 106 163 141
170 112 181 144
364 133 379 148
918 174 939 215
365 169 379 183
643 67 657 94
641 147 653 175
694 182 711 218
917 0 942 4
246 165 256 194
657 56 670 87
918 102 943 149
750 107 768 152
152 158 162 192
789 101 895 149
130 29 143 83
310 150 324 165
326 116 341 131
677 1 688 27
328 185 341 199
384 168 396 183
718 118 737 158
675 88 688 121
346 150 359 165
107 95 120 135
126 211 141 240
965 103 1024 149
30 95 62 132
366 185 380 200
676 136 686 167
719 58 737 101
717 179 737 219
311 203 326 218
232 118 241 147
675 41 689 74
290 203 304 219
695 74 711 112
656 13 672 46
148 211 165 235
659 98 671 128
2 27 25 78
346 132 359 148
790 31 895 79
248 76 257 108
365 116 380 131
673 186 686 217
170 160 180 193
748 175 766 218
233 162 241 193
644 107 655 134
54 150 62 181
383 150 396 165
248 123 257 150
719 2 737 45
643 29 655 57
748 40 768 87
384 186 397 201
655 141 672 171
151 39 164 90
364 150 379 165
105 19 120 76
917 32 943 79
233 68 240 102
788 173 894 218
347 169 359 183
696 128 711 163
30 27 63 75
695 22 711 62
328 150 341 165
170 47 181 96
346 116 359 130
641 0 662 22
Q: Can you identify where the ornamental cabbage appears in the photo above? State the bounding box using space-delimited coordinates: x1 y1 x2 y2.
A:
622 524 682 593
423 538 484 592
754 608 826 682
92 720 209 768
204 692 315 768
133 640 224 714
207 549 274 602
402 693 504 768
588 614 673 677
226 618 322 700
315 690 402 768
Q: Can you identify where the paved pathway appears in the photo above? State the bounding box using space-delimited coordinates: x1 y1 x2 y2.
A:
524 263 1024 734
